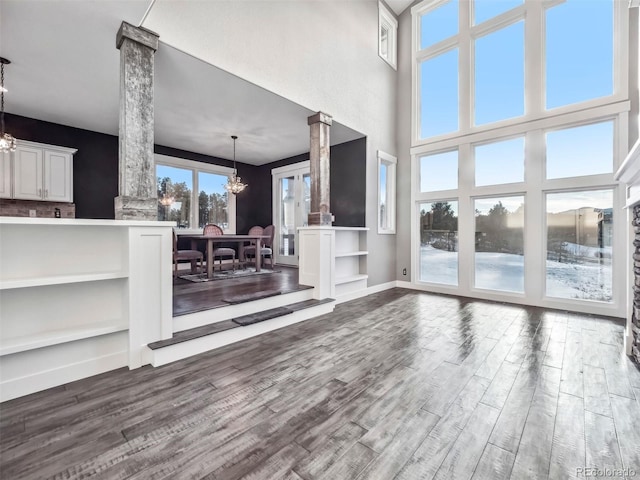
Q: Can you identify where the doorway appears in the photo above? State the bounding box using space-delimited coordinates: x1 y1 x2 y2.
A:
272 161 310 266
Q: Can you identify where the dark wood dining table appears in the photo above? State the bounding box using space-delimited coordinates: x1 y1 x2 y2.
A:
181 234 269 279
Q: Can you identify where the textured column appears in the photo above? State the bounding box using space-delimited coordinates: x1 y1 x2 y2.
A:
307 112 333 226
114 22 159 220
632 205 640 363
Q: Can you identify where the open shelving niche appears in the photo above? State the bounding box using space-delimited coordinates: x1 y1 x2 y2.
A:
0 218 173 402
333 227 368 298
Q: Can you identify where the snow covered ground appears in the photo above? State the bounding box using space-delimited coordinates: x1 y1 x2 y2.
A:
419 245 612 302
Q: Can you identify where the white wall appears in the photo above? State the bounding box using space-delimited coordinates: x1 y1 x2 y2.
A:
632 7 640 148
396 5 414 281
143 0 398 286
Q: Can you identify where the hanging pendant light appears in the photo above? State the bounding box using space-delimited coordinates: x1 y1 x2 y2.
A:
224 135 247 194
0 57 17 153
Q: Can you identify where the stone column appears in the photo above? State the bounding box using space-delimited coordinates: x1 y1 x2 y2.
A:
114 22 159 220
307 112 333 226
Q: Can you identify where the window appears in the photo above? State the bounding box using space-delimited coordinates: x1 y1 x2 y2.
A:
546 190 613 302
419 200 458 285
474 21 524 125
155 154 236 233
378 150 397 234
420 150 458 192
413 0 620 143
157 165 192 227
546 121 614 180
474 137 524 186
198 172 230 229
545 0 613 110
419 0 458 50
419 49 459 138
475 196 525 293
379 2 398 69
474 0 522 25
411 0 627 316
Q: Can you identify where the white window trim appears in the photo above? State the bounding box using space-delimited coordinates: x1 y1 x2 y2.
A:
155 153 237 234
379 1 398 70
378 150 397 234
411 0 630 149
410 113 628 317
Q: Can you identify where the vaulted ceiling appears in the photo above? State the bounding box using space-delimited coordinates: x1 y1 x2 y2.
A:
0 0 416 165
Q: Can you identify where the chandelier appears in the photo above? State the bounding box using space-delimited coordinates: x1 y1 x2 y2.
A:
0 57 16 153
224 135 247 195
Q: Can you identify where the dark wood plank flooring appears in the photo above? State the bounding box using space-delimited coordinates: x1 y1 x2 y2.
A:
2 288 639 480
173 266 305 316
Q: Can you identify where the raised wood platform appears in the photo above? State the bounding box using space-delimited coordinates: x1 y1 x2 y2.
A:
172 266 307 316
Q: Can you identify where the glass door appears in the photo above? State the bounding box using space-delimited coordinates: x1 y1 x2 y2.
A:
272 162 310 266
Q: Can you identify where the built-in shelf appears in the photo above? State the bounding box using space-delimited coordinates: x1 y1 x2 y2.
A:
0 218 173 402
0 321 128 356
333 228 368 298
336 274 369 285
335 250 368 258
0 271 128 290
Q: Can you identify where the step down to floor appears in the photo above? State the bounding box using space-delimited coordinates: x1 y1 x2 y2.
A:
222 290 282 305
232 306 292 326
148 298 335 351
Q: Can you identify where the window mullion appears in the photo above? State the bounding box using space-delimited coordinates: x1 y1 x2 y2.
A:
459 1 471 134
525 0 543 119
192 169 199 229
458 143 473 293
524 129 544 302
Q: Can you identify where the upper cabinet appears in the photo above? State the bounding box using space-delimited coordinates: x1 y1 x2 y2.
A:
0 151 10 199
1 140 76 202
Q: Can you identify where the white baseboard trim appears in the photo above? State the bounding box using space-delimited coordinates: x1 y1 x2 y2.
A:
335 281 399 304
0 351 128 403
151 302 335 367
625 328 634 355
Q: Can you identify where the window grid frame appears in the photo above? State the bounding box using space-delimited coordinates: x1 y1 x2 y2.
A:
155 153 236 234
411 0 629 149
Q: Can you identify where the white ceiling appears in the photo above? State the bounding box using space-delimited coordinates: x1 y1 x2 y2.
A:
0 0 368 166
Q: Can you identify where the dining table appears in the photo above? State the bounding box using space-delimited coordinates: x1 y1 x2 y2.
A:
181 233 269 279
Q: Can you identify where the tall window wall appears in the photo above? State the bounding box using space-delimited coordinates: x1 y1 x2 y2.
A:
411 0 629 316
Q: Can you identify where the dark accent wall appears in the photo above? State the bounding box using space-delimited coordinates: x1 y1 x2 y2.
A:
5 113 260 223
5 113 119 219
253 137 367 228
330 137 367 227
5 113 366 228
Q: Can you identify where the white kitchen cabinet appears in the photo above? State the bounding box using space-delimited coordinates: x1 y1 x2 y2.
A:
0 151 10 199
12 140 76 202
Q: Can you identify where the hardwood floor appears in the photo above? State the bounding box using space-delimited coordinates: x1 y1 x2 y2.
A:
2 288 640 480
173 265 305 316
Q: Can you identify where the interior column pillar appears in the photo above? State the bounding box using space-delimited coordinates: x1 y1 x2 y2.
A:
114 21 160 220
307 111 333 226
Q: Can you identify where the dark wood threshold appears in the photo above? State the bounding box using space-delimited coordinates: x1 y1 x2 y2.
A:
149 298 335 350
